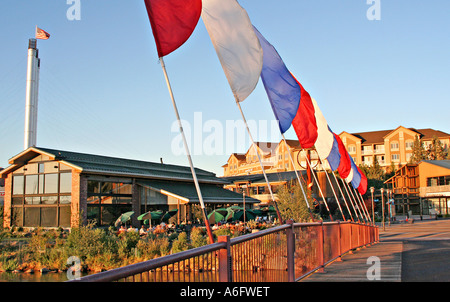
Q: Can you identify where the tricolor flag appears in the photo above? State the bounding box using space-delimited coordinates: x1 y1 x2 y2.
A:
291 79 318 149
253 26 301 133
311 98 335 161
334 133 352 179
357 167 368 195
35 27 50 40
144 0 202 57
326 127 341 171
202 0 263 102
347 157 361 189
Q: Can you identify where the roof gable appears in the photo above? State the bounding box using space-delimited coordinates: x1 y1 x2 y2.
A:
1 147 225 184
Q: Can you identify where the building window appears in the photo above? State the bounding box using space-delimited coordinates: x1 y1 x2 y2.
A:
348 145 356 153
427 176 450 187
391 154 400 162
405 140 414 150
390 141 399 150
11 162 72 228
87 180 133 226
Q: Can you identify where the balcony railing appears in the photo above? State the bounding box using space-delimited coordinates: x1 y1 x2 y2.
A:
68 221 378 282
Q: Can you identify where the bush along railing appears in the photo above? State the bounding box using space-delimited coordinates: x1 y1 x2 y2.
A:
68 221 378 282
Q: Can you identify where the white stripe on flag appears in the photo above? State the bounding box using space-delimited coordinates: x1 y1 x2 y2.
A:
201 0 262 102
311 98 334 161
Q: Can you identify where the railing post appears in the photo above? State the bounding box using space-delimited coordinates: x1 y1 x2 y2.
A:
286 220 295 282
218 235 232 282
348 222 353 254
337 221 342 261
317 221 325 273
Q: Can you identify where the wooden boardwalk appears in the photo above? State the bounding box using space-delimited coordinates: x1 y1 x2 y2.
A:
301 219 450 282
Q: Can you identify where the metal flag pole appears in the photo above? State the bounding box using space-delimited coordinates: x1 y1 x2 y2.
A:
281 134 315 221
305 155 333 221
357 190 372 223
331 171 354 222
353 186 371 223
235 101 283 224
318 158 346 221
159 57 214 244
341 177 362 222
345 181 368 223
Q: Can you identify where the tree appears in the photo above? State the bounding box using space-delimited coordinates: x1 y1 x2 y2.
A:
426 136 447 160
276 180 317 222
409 135 427 164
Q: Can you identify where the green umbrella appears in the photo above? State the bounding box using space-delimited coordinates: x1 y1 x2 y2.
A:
138 210 163 221
207 209 227 224
231 209 256 222
138 210 163 227
114 211 134 227
161 209 178 223
251 209 264 216
261 205 277 216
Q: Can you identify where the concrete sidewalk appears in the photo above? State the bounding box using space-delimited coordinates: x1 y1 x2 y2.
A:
301 241 402 282
301 219 450 282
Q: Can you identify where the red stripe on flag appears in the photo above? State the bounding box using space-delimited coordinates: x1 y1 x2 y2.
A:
291 77 318 149
36 27 50 40
144 0 202 57
334 133 352 179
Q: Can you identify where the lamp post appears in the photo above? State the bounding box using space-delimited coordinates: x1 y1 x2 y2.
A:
388 189 392 226
380 188 385 231
370 187 375 226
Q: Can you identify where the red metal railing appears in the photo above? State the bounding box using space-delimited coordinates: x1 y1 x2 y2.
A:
68 221 378 282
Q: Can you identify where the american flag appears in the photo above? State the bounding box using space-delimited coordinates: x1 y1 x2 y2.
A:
35 27 50 40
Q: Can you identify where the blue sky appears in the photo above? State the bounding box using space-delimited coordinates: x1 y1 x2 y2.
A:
0 0 449 176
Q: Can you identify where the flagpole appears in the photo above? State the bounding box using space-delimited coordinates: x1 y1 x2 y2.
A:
281 134 315 221
357 190 372 223
159 57 214 244
331 171 354 222
305 155 333 221
235 101 283 224
319 158 346 221
345 180 367 223
353 186 370 223
341 177 362 222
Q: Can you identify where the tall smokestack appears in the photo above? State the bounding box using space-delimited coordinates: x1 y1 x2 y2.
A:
24 38 40 149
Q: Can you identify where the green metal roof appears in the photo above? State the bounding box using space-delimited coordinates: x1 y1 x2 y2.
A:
7 147 227 184
137 179 260 204
221 170 307 185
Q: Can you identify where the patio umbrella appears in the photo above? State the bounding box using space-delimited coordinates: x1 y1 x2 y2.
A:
138 210 163 227
261 205 277 216
114 211 134 227
161 209 178 223
207 208 228 224
230 209 256 222
251 209 264 216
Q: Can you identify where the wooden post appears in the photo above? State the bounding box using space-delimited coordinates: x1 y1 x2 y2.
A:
218 235 232 282
286 220 295 281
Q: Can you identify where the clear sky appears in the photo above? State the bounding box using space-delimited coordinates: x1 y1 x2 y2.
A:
0 0 449 176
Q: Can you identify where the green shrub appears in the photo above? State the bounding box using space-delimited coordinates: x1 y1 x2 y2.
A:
171 232 189 253
64 222 114 262
117 231 140 258
190 227 207 248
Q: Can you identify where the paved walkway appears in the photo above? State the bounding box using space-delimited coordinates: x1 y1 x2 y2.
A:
301 218 450 282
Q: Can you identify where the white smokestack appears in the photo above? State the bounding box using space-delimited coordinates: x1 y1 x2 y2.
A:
24 38 40 149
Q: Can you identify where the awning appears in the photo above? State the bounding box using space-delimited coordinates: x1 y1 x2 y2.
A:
137 180 260 204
